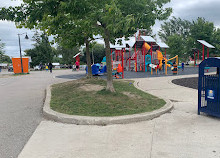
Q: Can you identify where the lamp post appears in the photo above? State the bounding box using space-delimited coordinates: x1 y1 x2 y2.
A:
18 33 29 73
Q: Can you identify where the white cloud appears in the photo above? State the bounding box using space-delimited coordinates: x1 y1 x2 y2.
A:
153 0 220 41
1 0 22 7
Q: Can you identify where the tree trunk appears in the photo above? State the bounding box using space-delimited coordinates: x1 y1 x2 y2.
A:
103 28 115 92
85 38 92 78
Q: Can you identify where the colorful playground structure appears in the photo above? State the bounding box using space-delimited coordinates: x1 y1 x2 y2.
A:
101 29 179 78
87 30 216 78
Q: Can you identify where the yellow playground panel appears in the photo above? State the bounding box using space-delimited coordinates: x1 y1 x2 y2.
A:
165 55 178 75
156 50 172 69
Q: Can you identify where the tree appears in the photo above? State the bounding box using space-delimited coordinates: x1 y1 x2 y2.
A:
56 45 79 65
189 17 215 57
25 32 55 67
159 16 192 42
159 17 217 59
0 39 11 63
91 0 172 92
1 0 171 92
0 0 95 78
166 34 185 58
0 39 4 53
51 19 96 78
158 16 193 59
212 28 220 56
81 43 105 64
190 17 214 42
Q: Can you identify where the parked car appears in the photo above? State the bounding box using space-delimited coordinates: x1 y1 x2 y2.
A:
34 65 41 71
55 65 61 69
60 65 68 69
8 66 13 72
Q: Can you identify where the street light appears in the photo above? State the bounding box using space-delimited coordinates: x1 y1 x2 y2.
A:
18 32 29 73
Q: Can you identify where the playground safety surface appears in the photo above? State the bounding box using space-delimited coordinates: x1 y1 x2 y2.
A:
172 77 198 90
56 67 216 80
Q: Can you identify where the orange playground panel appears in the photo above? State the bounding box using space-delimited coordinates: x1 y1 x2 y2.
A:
12 57 29 73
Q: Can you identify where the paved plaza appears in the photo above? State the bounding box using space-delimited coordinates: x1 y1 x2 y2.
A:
0 70 83 158
1 69 220 158
15 72 220 158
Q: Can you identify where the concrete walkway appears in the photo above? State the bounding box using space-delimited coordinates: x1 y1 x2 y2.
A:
0 70 84 158
18 74 220 158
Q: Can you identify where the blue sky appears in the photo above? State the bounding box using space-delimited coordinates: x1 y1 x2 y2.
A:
1 0 220 57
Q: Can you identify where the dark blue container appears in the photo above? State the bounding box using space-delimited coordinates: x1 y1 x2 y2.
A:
198 58 220 117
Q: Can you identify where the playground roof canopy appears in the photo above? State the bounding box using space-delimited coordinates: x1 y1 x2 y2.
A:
157 42 169 48
110 39 126 49
140 36 156 42
197 40 215 48
125 37 136 48
134 36 157 49
73 53 81 58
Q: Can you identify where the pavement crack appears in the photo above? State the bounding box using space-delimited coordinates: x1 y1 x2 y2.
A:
149 120 156 158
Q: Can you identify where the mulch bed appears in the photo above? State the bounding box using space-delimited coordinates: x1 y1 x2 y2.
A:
172 77 198 90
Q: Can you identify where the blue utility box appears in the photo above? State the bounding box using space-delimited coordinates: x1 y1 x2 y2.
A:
198 58 220 117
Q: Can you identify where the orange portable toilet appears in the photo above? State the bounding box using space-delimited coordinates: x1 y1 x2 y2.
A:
12 57 29 73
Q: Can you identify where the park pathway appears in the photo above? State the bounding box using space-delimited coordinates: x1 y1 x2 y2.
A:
0 70 83 158
18 74 220 158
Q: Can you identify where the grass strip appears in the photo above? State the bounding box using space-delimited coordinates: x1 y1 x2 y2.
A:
50 78 166 117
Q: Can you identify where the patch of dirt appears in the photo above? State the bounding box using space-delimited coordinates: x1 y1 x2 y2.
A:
79 84 104 92
123 92 142 99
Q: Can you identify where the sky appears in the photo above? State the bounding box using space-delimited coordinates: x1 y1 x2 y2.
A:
1 0 220 57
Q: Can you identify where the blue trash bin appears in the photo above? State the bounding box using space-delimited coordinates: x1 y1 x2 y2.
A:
198 58 220 117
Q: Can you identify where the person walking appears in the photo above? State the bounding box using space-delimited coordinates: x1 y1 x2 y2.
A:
75 60 80 71
162 58 165 74
181 62 185 71
48 63 53 73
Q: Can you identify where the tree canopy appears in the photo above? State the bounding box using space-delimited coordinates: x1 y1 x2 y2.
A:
56 45 79 65
159 16 191 42
81 43 106 64
1 0 172 91
25 32 55 67
159 17 220 60
0 39 11 63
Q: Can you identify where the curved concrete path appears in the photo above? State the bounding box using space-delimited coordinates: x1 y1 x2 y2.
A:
18 74 220 158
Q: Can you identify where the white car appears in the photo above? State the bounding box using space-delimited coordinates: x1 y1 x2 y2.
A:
54 66 60 69
34 65 41 71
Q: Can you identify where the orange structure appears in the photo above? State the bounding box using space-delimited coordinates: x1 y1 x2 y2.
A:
12 57 29 73
117 64 123 73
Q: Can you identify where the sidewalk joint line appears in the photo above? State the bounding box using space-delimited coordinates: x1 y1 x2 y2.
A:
149 120 156 158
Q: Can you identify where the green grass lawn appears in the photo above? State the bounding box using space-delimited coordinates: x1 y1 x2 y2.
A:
50 78 166 117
